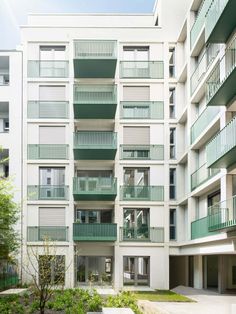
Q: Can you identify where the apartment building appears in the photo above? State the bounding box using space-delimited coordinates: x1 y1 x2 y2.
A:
2 0 236 293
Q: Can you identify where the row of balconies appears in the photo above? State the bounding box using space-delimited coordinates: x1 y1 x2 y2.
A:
27 183 164 202
27 225 165 243
191 195 236 239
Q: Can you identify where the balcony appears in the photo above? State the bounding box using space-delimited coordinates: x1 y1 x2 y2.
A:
206 0 236 43
74 40 117 78
73 223 117 241
27 226 68 242
120 186 164 201
191 216 218 240
73 85 117 119
191 163 220 191
120 61 164 79
206 37 236 106
27 185 69 201
120 101 164 119
28 101 69 119
28 61 69 78
208 195 236 231
28 144 69 160
190 44 220 95
74 131 117 160
120 145 164 160
190 106 220 144
190 0 213 49
207 116 236 168
73 177 117 201
120 227 164 243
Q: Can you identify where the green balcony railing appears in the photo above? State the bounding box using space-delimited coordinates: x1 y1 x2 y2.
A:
27 185 69 200
191 216 218 239
208 195 236 231
73 177 117 201
191 163 220 191
120 227 164 242
27 226 69 241
0 274 18 291
190 106 220 143
28 144 69 160
73 84 117 119
207 116 236 168
206 37 236 106
28 60 69 78
74 131 117 149
120 61 164 79
190 44 220 94
120 101 164 119
190 0 213 49
120 186 164 201
74 40 117 59
74 40 117 78
205 0 236 43
73 223 117 241
120 145 164 160
27 101 69 119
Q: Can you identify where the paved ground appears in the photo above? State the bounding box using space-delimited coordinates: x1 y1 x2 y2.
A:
153 286 236 314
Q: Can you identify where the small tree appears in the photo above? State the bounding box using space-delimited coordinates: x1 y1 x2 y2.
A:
24 239 73 314
0 178 19 262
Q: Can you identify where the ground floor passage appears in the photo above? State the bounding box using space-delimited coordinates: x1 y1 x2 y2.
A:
170 255 236 294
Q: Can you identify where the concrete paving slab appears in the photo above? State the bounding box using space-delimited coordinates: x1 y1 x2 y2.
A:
0 288 28 296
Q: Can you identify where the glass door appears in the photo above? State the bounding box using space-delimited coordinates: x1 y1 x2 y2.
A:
123 256 150 286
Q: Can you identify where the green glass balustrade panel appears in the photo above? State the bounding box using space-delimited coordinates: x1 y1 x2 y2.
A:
191 216 218 239
120 61 164 79
73 84 117 119
208 195 236 231
73 177 117 201
190 0 213 48
28 144 69 160
191 163 220 191
206 37 236 107
74 131 117 160
74 40 117 78
206 0 236 43
73 223 117 241
28 101 69 119
120 101 164 119
120 186 164 201
120 145 164 160
207 116 236 168
27 185 69 200
28 61 69 78
120 227 164 243
27 226 69 241
190 106 220 144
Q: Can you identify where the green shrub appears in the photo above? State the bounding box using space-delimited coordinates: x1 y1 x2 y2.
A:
105 291 142 314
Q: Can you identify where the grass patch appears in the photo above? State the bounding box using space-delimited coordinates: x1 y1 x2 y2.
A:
134 290 194 302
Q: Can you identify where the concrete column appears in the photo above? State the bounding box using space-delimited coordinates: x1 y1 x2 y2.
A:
113 244 120 292
218 255 227 294
193 255 203 289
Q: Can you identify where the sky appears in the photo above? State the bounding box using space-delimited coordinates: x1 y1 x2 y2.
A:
0 0 156 49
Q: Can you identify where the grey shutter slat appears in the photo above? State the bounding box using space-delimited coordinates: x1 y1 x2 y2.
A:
39 86 66 101
39 126 65 144
123 86 150 101
39 207 65 226
123 127 150 144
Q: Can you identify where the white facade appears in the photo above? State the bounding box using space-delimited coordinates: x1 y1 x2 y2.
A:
3 0 236 292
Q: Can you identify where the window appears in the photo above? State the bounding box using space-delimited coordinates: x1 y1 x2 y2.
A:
39 255 65 285
170 208 176 240
39 207 65 226
123 168 149 186
169 87 176 119
0 56 9 85
123 86 150 101
169 128 176 159
169 168 176 200
123 47 149 61
40 46 66 60
39 167 65 186
39 126 65 144
123 208 149 240
123 256 149 286
75 209 112 223
169 47 175 78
